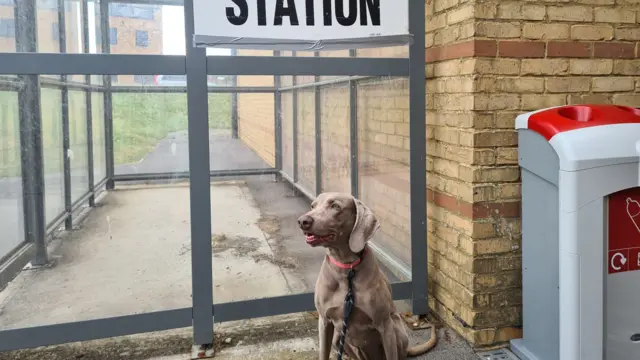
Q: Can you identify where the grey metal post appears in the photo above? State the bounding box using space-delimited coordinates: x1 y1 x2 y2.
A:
184 0 214 351
348 49 358 198
313 52 322 195
230 49 238 139
100 0 114 190
408 0 429 315
291 52 298 183
58 0 72 230
15 0 47 265
81 0 94 206
273 50 282 182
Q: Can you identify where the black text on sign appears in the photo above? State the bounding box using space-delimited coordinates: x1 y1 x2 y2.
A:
226 0 381 27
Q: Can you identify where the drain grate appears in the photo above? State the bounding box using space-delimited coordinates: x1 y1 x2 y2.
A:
476 348 520 360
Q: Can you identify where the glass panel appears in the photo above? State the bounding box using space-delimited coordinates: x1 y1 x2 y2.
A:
357 77 411 268
64 0 85 83
235 92 275 169
320 83 350 194
296 88 315 194
0 0 16 52
68 89 89 202
89 0 103 84
108 2 167 55
281 90 293 177
235 49 273 57
213 83 323 306
92 91 106 183
280 75 292 88
41 86 65 225
356 46 408 58
110 74 238 87
0 90 23 260
36 0 61 53
113 87 253 175
64 0 84 53
89 0 101 54
0 84 192 331
105 4 239 57
236 75 273 88
112 91 188 175
209 91 268 171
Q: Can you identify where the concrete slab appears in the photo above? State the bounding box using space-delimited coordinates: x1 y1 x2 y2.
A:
0 181 296 329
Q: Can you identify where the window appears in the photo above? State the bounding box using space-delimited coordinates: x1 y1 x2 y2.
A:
51 22 59 41
109 3 156 20
134 75 154 85
109 27 117 45
135 30 148 48
0 0 13 6
0 18 15 38
110 75 118 84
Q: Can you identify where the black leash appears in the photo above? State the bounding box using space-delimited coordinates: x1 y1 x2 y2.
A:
336 267 356 360
336 250 364 360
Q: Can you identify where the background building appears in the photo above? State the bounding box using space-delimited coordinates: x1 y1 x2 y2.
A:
107 3 162 85
0 0 163 86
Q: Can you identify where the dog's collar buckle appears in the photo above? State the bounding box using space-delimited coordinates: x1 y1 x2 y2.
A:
328 247 367 269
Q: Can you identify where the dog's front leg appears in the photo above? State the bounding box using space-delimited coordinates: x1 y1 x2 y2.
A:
379 319 402 360
318 316 334 360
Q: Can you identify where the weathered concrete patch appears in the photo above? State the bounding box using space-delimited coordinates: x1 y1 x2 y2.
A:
0 181 295 329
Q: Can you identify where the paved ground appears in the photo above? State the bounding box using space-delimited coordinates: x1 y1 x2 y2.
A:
115 130 269 175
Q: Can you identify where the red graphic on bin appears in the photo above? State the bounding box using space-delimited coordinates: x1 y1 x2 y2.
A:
527 105 640 140
608 187 640 275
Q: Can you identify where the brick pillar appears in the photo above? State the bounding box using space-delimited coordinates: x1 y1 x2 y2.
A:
426 0 640 348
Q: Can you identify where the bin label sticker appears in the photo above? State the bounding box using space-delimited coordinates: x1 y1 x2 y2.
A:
608 187 640 275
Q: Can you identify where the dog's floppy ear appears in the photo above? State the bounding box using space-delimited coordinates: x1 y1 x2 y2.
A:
349 197 380 253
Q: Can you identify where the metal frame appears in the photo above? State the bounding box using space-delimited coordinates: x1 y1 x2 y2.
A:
0 0 427 353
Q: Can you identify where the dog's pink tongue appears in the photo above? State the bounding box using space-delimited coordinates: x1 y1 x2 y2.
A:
306 234 317 242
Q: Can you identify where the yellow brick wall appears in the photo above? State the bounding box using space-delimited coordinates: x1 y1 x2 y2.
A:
426 0 640 348
236 49 276 167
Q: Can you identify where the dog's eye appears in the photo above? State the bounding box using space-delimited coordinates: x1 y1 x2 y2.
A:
331 203 341 210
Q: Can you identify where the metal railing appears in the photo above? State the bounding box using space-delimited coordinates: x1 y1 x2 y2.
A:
0 0 426 353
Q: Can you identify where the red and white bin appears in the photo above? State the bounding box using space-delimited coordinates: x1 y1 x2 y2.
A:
509 104 640 360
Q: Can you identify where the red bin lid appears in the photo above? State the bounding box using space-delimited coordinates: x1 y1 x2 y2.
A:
527 105 640 140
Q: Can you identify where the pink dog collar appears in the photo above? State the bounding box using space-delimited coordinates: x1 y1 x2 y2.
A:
328 247 367 269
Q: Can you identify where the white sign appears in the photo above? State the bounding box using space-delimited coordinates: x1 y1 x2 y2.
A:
193 0 410 51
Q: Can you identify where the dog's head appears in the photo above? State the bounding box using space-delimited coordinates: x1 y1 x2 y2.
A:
297 192 379 253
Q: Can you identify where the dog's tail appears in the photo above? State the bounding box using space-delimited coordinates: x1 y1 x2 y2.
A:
406 324 437 357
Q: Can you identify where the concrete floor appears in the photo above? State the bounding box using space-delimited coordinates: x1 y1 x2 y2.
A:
0 180 312 329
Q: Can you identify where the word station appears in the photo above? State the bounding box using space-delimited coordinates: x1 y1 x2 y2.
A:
225 0 381 27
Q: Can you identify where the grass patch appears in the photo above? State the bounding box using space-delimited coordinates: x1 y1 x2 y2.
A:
0 91 233 177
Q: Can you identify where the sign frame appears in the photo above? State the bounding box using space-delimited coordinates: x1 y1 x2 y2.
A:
192 0 412 51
